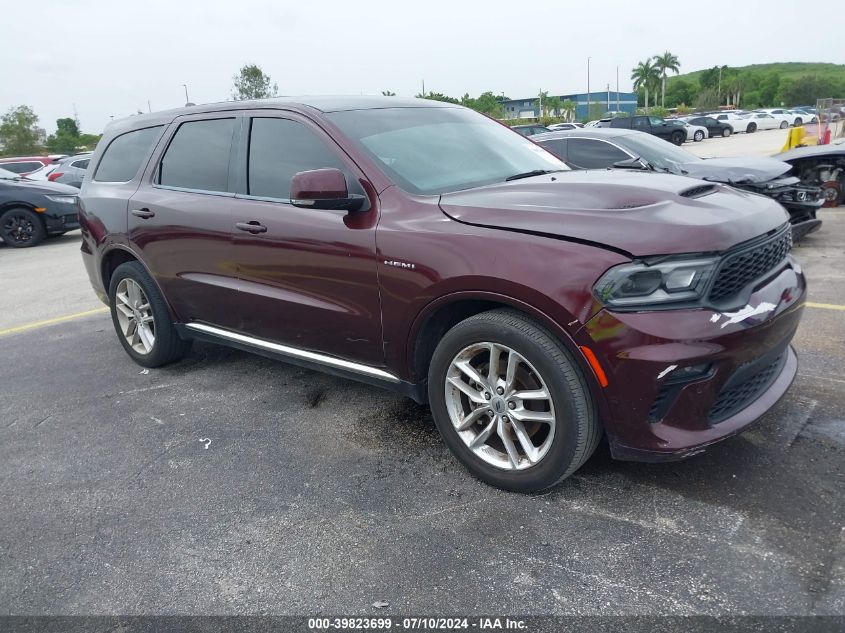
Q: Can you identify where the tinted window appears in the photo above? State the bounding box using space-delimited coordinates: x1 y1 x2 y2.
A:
1 162 41 174
536 138 567 161
631 117 649 131
566 139 629 169
158 119 234 192
95 126 162 182
248 118 357 200
71 159 90 170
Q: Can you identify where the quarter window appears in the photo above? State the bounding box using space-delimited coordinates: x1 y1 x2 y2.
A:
158 119 235 192
247 118 357 200
566 138 629 169
94 126 162 182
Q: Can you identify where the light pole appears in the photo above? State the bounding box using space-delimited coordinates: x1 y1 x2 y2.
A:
183 84 190 105
586 57 591 121
616 65 620 114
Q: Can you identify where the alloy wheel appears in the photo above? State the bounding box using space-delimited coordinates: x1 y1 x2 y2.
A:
114 278 156 354
444 342 556 470
2 212 36 245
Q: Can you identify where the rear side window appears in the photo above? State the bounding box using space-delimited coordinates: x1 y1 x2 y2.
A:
248 118 358 200
94 126 162 182
158 119 235 192
566 139 629 169
71 159 90 170
2 162 41 174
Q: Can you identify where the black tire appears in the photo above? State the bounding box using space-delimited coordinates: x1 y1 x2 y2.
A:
670 130 686 146
693 130 705 142
108 261 191 368
747 123 757 133
0 207 46 248
722 127 732 138
795 117 803 126
779 120 789 129
427 309 600 493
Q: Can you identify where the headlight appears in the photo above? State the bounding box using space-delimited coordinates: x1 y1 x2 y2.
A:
44 195 78 204
593 256 719 308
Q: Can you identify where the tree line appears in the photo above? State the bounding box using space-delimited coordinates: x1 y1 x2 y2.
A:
0 106 101 157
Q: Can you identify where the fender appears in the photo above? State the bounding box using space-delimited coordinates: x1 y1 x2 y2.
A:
99 243 180 323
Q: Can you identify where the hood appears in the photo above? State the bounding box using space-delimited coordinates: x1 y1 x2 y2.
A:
679 156 791 184
776 142 845 162
0 178 79 195
439 170 788 257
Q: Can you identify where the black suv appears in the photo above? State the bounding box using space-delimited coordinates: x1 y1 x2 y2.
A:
0 167 80 247
684 116 732 138
609 115 686 145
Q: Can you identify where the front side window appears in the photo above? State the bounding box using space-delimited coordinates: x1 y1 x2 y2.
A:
328 107 566 195
94 126 162 182
566 139 629 169
248 118 357 200
158 118 235 192
536 138 567 161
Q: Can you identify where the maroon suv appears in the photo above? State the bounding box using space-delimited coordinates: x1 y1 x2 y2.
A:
78 97 805 492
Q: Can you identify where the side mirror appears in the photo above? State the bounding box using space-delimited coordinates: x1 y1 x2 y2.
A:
290 168 367 212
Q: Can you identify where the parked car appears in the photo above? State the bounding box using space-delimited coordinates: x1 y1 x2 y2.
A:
0 156 56 176
672 120 708 142
753 109 796 128
777 141 845 208
547 122 584 131
532 128 824 239
609 115 687 145
0 167 80 247
46 153 92 188
681 116 733 138
79 97 805 492
789 108 818 124
511 124 550 136
22 163 60 181
712 113 761 133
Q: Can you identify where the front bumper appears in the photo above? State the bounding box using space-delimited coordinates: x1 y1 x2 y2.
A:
42 203 80 234
581 256 805 461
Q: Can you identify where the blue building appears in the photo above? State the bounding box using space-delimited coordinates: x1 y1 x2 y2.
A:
500 91 638 120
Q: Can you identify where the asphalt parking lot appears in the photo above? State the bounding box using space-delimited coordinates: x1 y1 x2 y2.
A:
1 150 843 615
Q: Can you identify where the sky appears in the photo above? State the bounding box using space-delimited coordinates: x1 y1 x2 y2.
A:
1 0 841 134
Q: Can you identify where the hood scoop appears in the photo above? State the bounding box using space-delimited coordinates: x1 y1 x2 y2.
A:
680 184 718 199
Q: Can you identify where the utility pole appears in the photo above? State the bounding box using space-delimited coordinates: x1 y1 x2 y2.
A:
607 84 611 114
539 89 543 118
421 79 425 97
183 84 190 105
616 66 620 113
147 100 152 113
586 57 591 120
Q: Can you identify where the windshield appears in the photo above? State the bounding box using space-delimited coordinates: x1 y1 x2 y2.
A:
613 132 700 174
327 107 567 195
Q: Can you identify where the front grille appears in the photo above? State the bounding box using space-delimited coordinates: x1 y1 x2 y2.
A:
709 228 792 302
708 353 785 423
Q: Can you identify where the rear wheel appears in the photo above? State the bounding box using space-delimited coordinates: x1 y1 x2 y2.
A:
779 120 789 129
428 309 600 493
795 117 803 126
722 127 732 138
0 208 46 248
693 130 705 142
670 130 686 145
108 261 192 367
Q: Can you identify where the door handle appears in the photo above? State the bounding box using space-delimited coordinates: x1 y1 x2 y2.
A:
131 208 155 219
235 221 267 234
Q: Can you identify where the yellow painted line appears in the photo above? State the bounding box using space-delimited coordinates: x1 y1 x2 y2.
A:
805 302 845 312
0 307 109 337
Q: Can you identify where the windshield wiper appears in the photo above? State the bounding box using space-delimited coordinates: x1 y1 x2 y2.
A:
504 169 562 182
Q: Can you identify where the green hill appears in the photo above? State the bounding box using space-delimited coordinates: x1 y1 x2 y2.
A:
660 62 845 109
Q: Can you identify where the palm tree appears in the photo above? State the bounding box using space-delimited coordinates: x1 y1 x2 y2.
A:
561 99 576 122
653 51 681 108
631 60 660 112
381 90 396 96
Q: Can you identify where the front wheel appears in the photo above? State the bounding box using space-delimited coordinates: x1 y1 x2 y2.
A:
693 130 705 142
0 207 46 248
780 120 789 129
428 309 600 493
670 130 686 145
747 123 757 133
108 261 192 367
722 127 732 137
